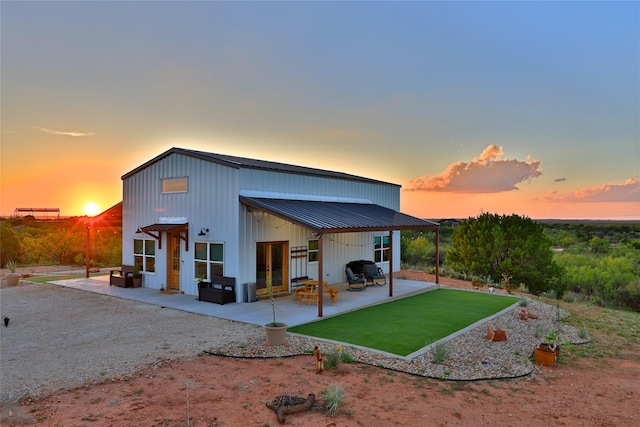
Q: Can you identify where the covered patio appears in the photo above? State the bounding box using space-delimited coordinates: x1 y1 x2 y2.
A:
48 274 439 327
240 196 440 317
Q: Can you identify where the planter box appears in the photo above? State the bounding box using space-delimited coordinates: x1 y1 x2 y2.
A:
6 274 20 286
198 276 236 305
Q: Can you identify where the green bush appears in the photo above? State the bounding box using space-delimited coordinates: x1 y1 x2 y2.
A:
324 349 341 370
616 281 640 312
446 213 563 295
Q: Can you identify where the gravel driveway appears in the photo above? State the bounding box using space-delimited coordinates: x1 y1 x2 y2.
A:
0 283 260 401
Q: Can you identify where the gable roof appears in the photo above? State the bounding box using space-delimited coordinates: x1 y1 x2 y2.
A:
122 147 398 187
240 197 439 233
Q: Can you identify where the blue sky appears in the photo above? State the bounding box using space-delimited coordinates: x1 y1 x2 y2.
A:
1 1 638 219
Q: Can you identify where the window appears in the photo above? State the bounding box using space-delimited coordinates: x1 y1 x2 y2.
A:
134 239 156 272
194 242 224 280
308 239 319 262
161 177 188 193
374 235 390 263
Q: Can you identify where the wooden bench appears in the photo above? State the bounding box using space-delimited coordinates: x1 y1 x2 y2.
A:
296 282 339 304
198 276 236 305
324 285 339 303
298 291 318 305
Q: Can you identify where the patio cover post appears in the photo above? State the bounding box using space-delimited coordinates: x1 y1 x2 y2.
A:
85 224 90 278
388 230 393 297
317 234 324 317
435 229 440 284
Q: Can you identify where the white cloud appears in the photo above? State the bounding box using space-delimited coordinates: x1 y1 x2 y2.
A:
35 127 94 137
542 178 639 203
405 144 542 193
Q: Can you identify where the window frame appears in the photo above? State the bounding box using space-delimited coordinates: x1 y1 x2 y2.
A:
308 239 319 263
374 234 390 263
161 177 188 194
133 238 156 273
194 241 225 281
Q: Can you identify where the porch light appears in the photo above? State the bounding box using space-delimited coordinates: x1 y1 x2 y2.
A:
198 227 209 236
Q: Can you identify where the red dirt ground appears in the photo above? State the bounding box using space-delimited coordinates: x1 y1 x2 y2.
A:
6 271 640 426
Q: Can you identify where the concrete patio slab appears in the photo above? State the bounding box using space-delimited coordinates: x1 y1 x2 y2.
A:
48 275 439 327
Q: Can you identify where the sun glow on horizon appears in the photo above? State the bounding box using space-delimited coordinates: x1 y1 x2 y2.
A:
83 202 100 216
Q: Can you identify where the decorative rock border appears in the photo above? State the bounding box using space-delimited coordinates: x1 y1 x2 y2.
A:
208 299 589 381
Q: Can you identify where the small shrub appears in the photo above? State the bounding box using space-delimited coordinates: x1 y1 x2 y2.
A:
431 340 450 364
324 349 341 370
340 349 355 364
519 298 529 307
616 281 640 312
321 384 346 416
578 326 589 340
501 273 517 294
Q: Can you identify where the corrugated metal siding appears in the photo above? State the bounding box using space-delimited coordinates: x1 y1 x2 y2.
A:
238 206 392 287
123 153 240 295
237 168 403 287
239 168 399 210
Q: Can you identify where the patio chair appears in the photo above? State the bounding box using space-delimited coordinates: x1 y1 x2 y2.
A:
363 263 387 286
109 265 135 288
345 267 366 291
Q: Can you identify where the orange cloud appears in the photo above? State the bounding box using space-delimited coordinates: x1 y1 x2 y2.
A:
542 178 639 203
405 144 542 193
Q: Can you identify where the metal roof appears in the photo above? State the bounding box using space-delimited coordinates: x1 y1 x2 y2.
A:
240 197 439 233
122 147 398 187
140 223 188 233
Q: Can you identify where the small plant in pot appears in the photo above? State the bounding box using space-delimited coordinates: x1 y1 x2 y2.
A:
132 264 143 288
5 261 21 286
263 279 288 346
534 331 562 366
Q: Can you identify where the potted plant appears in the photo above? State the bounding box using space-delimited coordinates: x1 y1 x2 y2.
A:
5 261 20 286
534 331 561 366
132 265 143 288
263 279 288 346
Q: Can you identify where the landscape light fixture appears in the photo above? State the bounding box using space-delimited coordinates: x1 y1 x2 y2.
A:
198 227 209 236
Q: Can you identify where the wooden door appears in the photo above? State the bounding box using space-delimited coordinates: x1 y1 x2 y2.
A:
256 241 288 295
167 234 181 290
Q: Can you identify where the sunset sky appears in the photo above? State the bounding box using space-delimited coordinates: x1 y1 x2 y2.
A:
2 1 638 220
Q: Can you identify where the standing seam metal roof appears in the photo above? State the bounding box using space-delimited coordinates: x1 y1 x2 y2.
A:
122 147 398 187
240 197 439 233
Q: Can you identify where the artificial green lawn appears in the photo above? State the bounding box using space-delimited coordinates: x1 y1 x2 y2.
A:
289 288 519 356
24 273 108 283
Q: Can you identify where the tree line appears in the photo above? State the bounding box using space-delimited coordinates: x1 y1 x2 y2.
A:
2 214 638 312
401 214 640 312
1 216 122 269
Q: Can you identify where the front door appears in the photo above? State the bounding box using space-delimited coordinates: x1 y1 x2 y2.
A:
256 241 288 296
167 234 181 290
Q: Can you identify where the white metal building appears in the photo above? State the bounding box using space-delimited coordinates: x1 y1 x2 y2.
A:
121 147 439 316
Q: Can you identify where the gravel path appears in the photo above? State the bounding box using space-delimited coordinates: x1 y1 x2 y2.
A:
0 283 264 401
1 279 588 402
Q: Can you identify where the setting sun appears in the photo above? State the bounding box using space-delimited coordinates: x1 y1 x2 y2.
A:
83 202 100 216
